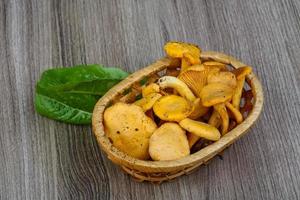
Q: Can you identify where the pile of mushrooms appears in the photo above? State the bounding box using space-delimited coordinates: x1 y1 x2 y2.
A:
104 42 252 161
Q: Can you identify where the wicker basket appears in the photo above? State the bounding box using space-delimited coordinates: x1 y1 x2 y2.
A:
92 51 264 183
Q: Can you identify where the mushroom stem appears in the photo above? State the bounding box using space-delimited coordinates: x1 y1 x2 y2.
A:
225 102 243 124
208 110 222 128
231 66 252 109
187 133 200 148
180 56 191 73
157 76 196 101
214 103 229 135
232 76 245 109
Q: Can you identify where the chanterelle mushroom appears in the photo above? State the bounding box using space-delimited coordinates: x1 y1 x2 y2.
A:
164 42 201 65
225 102 243 124
142 83 160 97
179 118 221 141
153 95 194 122
178 65 210 97
149 123 190 161
157 76 196 101
203 61 226 70
213 103 229 135
207 71 237 88
200 83 235 107
104 102 157 160
231 66 252 108
134 92 162 112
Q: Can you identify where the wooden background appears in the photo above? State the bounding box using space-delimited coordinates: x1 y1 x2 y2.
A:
1 0 300 199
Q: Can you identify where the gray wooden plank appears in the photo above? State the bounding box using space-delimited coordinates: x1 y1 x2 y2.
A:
0 0 299 199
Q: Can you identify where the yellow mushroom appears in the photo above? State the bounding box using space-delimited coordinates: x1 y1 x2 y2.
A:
178 65 209 97
183 52 201 65
231 66 252 109
225 102 243 124
181 55 192 72
188 109 221 148
232 77 245 109
153 95 194 122
213 103 229 135
142 83 160 97
164 41 201 65
104 103 157 160
200 83 235 107
187 133 200 148
149 123 190 161
232 66 252 80
208 110 222 128
157 76 196 101
187 64 206 71
179 118 221 141
207 71 237 88
203 61 226 70
189 98 209 119
134 93 162 112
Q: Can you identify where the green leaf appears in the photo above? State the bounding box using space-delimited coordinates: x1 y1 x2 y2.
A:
37 64 128 95
35 64 128 124
35 93 92 124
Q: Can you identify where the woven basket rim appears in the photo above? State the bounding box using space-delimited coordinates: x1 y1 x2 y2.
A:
92 51 264 172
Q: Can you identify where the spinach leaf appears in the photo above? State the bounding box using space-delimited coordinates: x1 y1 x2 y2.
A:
35 93 92 124
35 64 128 124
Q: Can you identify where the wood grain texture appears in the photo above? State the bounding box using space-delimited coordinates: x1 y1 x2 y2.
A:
0 0 299 199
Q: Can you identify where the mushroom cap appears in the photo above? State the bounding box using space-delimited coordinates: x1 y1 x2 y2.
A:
142 83 160 97
149 123 190 161
104 102 157 160
153 95 194 122
134 92 162 112
203 61 226 70
207 71 237 88
200 83 235 107
164 42 201 64
179 118 221 141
